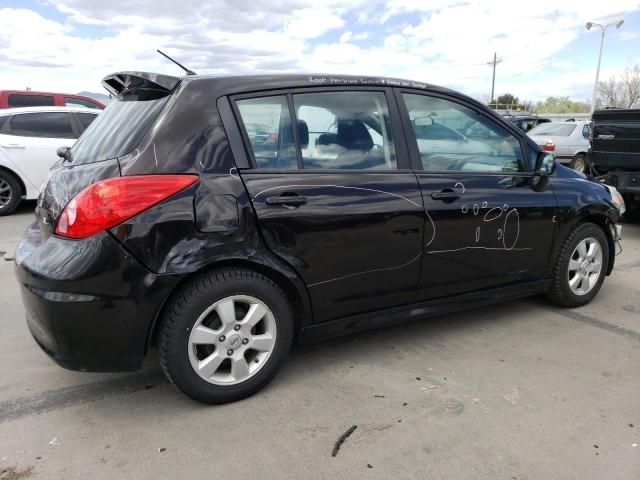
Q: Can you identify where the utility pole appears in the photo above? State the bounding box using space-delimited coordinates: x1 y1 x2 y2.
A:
486 52 502 107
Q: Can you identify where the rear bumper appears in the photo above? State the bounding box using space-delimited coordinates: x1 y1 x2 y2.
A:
15 222 182 372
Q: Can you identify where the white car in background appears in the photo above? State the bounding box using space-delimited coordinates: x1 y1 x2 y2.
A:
0 106 99 215
527 121 591 173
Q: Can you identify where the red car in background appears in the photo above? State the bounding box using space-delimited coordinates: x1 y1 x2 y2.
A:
0 90 105 109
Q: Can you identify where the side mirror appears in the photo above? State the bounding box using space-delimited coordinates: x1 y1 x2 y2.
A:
56 146 71 160
534 152 556 176
532 152 555 191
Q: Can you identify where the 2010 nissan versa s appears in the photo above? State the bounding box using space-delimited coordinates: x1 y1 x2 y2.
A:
15 72 625 404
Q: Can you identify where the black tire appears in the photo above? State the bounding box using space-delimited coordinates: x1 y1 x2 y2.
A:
0 170 22 216
545 222 609 308
159 268 294 404
569 154 587 173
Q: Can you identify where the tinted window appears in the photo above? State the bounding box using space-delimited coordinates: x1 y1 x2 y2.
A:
236 96 296 169
77 112 98 131
403 93 523 173
0 115 7 132
582 124 591 139
9 112 75 139
70 96 168 165
528 123 576 136
8 94 55 108
293 91 397 170
64 97 101 109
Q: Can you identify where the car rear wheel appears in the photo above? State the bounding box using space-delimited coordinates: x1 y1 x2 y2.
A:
159 268 294 404
570 154 587 173
546 222 609 307
0 170 22 216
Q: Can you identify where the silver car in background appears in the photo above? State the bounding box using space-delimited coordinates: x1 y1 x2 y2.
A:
527 121 591 173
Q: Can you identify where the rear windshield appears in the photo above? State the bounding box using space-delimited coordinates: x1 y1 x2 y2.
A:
528 123 576 136
69 94 169 165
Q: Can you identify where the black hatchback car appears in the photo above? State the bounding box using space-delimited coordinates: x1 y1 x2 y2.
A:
15 72 625 403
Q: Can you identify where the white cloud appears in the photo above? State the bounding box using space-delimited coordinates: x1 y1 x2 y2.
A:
0 0 637 101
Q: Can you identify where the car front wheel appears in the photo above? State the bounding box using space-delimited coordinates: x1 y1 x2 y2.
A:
546 222 609 307
159 268 294 404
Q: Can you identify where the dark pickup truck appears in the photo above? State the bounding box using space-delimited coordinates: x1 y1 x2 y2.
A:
589 109 640 219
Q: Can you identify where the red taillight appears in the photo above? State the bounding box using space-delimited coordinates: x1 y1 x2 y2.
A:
542 142 555 152
55 175 198 239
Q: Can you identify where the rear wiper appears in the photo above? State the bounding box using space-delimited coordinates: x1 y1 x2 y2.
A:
56 146 71 162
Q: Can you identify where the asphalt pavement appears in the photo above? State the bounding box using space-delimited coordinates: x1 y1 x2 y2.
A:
1 201 638 479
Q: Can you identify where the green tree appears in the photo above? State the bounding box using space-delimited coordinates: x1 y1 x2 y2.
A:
534 96 590 113
495 93 519 107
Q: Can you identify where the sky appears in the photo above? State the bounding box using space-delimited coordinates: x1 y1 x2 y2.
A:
0 0 639 103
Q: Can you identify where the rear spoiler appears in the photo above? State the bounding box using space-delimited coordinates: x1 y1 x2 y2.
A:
102 71 181 99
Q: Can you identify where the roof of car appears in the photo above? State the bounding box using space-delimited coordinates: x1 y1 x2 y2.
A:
0 106 102 116
103 71 459 98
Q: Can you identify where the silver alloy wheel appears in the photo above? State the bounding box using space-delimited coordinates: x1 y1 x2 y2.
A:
568 237 603 296
573 157 585 173
187 295 277 385
0 178 12 208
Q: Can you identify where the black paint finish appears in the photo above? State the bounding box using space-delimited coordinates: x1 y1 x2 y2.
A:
240 171 424 322
14 72 621 372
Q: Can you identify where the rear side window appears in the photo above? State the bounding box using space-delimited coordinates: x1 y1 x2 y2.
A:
69 96 168 165
236 96 296 169
9 112 75 139
402 93 523 173
8 94 55 108
76 112 98 131
65 97 101 109
0 115 7 132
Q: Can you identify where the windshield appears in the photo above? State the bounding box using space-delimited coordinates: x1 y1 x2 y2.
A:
69 95 169 165
529 123 576 136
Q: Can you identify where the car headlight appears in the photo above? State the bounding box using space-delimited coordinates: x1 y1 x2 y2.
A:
605 185 626 215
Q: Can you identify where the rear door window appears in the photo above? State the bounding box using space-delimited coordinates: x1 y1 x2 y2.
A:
235 90 398 170
8 112 75 139
69 96 168 165
293 91 397 170
8 94 55 108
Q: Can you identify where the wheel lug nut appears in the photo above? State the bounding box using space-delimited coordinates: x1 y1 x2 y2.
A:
234 325 241 331
242 338 248 345
227 349 234 356
219 335 226 342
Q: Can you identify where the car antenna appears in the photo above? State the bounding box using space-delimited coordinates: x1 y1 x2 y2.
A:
156 49 197 76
